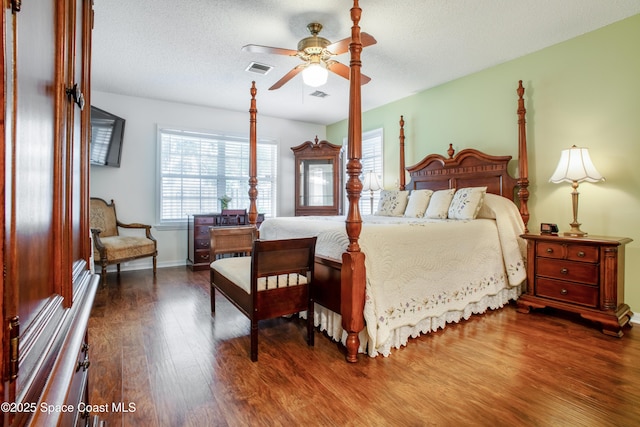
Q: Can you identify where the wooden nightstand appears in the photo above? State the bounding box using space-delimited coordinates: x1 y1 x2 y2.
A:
517 233 633 337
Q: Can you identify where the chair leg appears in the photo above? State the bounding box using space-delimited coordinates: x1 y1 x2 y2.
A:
101 263 107 285
116 263 121 276
153 256 157 275
210 286 216 313
250 320 258 362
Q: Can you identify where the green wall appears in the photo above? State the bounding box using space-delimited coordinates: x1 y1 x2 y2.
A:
328 14 640 316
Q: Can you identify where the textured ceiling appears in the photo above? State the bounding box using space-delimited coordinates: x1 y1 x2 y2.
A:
91 0 640 125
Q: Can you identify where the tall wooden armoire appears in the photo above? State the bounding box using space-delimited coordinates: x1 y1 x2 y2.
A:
1 1 100 426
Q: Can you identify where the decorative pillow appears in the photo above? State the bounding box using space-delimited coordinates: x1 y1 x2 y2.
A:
403 189 433 218
477 192 522 220
376 190 409 216
425 189 455 219
448 187 487 220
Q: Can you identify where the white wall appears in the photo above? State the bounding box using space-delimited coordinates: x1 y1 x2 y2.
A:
90 91 325 270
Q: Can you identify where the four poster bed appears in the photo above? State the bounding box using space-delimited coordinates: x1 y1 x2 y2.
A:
242 0 530 362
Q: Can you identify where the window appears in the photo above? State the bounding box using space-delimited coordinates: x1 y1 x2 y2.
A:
343 128 383 215
158 127 277 224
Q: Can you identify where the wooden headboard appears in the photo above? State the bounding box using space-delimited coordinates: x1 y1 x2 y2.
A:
405 145 517 201
398 80 530 231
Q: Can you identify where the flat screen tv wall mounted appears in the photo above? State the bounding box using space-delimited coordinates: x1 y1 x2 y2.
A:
90 106 126 167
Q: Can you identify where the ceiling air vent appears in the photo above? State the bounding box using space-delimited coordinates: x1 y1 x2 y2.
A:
310 90 328 98
245 62 273 75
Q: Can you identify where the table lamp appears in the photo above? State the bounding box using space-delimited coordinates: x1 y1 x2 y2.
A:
362 171 382 215
549 145 604 237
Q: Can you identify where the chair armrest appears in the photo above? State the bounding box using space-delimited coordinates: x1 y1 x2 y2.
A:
116 221 156 241
90 228 106 252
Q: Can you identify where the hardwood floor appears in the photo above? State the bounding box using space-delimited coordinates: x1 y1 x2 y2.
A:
88 266 640 427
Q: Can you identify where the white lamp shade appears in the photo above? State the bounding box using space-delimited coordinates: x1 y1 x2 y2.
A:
549 145 604 184
302 63 328 87
362 171 382 192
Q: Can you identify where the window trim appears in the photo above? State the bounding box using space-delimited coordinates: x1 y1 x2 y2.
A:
155 125 278 229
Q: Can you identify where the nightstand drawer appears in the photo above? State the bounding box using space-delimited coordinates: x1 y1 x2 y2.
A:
536 258 598 285
536 242 599 262
536 242 565 259
536 277 598 307
566 245 599 263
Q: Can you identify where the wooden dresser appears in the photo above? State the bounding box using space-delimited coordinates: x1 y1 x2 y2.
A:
518 233 633 337
187 213 264 270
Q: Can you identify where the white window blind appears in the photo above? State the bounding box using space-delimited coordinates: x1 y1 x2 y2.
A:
90 119 113 165
343 128 383 215
158 128 277 223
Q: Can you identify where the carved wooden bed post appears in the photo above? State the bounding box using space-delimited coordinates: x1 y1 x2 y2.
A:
341 0 367 363
399 116 406 191
248 81 259 227
516 80 530 232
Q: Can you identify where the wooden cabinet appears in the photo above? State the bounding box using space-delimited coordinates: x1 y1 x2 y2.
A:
187 213 264 271
292 137 342 216
518 233 633 337
1 2 101 426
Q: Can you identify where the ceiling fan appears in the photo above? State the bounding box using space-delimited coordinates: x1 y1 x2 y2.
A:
242 23 377 90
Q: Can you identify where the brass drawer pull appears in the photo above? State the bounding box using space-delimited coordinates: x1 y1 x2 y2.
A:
577 251 585 257
546 248 553 254
560 268 568 275
560 288 568 295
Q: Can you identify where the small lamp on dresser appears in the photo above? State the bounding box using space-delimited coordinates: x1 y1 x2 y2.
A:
362 170 382 215
549 145 604 237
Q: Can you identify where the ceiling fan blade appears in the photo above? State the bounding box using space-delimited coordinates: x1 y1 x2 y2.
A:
242 44 299 56
269 65 305 90
326 61 372 85
326 32 377 55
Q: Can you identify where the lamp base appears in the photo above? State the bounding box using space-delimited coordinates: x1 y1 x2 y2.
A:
564 230 587 237
564 222 587 237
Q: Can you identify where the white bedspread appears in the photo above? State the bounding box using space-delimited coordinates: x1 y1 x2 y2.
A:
259 194 526 357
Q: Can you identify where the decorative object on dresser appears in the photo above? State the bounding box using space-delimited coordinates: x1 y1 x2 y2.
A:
187 213 264 271
90 197 158 284
362 170 382 214
518 233 633 337
549 145 604 237
291 137 342 216
219 209 247 226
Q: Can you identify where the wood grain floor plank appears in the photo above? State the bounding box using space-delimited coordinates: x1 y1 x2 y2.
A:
88 267 640 426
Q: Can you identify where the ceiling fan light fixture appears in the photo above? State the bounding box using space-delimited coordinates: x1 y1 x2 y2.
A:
302 62 328 87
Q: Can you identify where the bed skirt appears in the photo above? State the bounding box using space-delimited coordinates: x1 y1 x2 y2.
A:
312 284 522 357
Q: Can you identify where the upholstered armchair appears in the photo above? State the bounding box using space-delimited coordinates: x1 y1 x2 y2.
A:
90 197 157 284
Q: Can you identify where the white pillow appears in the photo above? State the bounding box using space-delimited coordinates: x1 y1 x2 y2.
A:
376 190 409 216
477 192 517 219
403 189 433 218
425 189 455 219
448 187 487 220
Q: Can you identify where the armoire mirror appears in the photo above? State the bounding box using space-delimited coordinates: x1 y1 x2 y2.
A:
291 137 342 216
